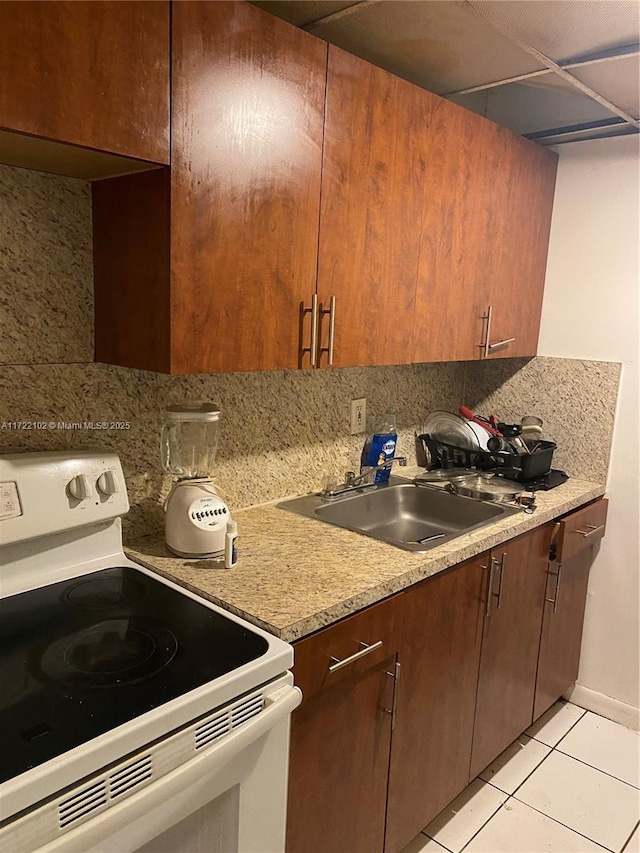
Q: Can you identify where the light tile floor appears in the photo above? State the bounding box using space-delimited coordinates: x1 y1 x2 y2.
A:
402 701 640 853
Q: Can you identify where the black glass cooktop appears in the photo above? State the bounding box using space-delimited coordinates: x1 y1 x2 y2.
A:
0 567 269 784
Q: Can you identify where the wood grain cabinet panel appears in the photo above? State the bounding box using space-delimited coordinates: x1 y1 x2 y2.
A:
412 104 558 363
470 524 552 780
286 598 400 853
533 499 607 719
534 550 592 721
0 0 169 163
483 133 558 359
93 0 327 373
316 46 430 368
385 556 486 853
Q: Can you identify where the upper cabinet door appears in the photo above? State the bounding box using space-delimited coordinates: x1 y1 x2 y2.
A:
482 132 557 359
413 104 558 363
0 1 170 163
316 47 430 368
413 101 501 363
170 1 327 374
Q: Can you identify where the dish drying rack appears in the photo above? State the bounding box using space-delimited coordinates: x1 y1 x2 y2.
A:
416 434 557 483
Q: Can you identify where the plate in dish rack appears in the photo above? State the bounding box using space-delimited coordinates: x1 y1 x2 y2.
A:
422 411 482 451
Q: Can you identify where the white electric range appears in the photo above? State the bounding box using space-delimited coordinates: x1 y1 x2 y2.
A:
0 451 301 853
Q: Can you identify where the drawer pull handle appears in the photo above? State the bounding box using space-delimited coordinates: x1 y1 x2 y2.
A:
488 337 516 351
329 640 383 673
575 524 605 538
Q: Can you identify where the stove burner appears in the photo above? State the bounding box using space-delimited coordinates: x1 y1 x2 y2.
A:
63 575 144 610
64 624 156 675
39 619 178 688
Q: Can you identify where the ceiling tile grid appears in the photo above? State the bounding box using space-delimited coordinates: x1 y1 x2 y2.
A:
250 0 640 142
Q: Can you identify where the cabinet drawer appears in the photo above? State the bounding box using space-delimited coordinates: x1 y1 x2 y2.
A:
553 499 608 563
292 597 399 704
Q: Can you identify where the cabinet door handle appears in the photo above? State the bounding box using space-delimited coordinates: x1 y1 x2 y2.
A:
328 639 383 673
384 661 401 730
575 524 604 538
480 305 515 356
488 337 516 351
493 553 506 610
546 565 563 613
483 560 496 616
309 293 319 367
319 296 336 366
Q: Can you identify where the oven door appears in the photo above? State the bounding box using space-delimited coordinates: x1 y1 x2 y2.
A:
4 677 301 853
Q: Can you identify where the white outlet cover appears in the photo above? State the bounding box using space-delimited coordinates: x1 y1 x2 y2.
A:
350 398 367 435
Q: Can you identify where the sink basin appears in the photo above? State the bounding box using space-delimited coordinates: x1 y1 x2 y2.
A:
277 481 521 552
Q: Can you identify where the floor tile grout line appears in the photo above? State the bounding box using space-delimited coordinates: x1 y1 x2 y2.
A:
456 796 512 853
492 744 555 798
620 819 640 853
510 792 619 852
418 831 454 853
528 704 588 748
553 746 640 790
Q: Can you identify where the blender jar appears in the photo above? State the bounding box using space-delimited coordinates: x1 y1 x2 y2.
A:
161 403 221 478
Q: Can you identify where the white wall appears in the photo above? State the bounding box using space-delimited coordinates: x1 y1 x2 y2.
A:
539 134 640 727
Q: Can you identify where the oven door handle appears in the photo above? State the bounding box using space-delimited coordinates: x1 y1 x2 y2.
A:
38 684 302 853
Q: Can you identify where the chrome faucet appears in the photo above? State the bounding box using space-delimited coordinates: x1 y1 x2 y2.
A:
321 457 408 499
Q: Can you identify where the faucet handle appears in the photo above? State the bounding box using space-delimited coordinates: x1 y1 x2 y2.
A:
345 471 357 486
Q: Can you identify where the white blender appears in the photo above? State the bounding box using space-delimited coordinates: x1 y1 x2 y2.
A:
161 402 232 558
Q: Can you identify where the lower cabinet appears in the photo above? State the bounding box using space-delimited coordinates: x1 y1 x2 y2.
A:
469 525 551 780
286 505 606 853
533 499 608 720
384 555 486 853
286 597 399 853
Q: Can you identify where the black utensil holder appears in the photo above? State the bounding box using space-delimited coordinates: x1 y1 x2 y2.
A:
417 434 556 482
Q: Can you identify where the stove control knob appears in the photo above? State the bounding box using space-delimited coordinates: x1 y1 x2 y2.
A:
67 474 89 501
96 470 118 496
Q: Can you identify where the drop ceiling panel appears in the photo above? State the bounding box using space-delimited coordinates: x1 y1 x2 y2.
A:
469 0 640 63
307 0 544 94
250 2 362 27
453 80 619 135
571 55 640 118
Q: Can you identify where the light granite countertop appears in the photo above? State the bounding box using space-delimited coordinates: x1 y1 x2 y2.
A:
125 473 605 643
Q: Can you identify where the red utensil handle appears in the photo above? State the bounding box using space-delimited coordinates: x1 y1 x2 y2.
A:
458 406 502 437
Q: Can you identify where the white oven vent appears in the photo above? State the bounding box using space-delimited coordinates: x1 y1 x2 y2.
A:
109 754 153 799
58 779 108 828
194 690 264 751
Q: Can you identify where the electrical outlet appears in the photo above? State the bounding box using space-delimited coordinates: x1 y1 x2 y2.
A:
350 398 367 435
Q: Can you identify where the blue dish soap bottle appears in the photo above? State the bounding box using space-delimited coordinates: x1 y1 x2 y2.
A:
360 405 398 484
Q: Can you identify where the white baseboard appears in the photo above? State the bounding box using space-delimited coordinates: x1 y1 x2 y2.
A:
564 683 640 731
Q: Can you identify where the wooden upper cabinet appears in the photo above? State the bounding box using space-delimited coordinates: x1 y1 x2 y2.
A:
412 101 498 363
0 1 169 163
316 47 430 368
93 0 327 374
170 0 326 373
413 102 558 363
482 132 557 359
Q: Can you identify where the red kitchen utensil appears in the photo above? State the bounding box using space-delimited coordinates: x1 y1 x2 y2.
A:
458 406 502 437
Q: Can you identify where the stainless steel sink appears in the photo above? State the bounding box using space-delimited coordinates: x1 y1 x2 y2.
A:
277 480 522 552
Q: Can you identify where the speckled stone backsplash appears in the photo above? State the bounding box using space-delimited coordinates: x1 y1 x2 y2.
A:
0 362 464 534
0 165 621 538
0 164 93 363
463 357 621 484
